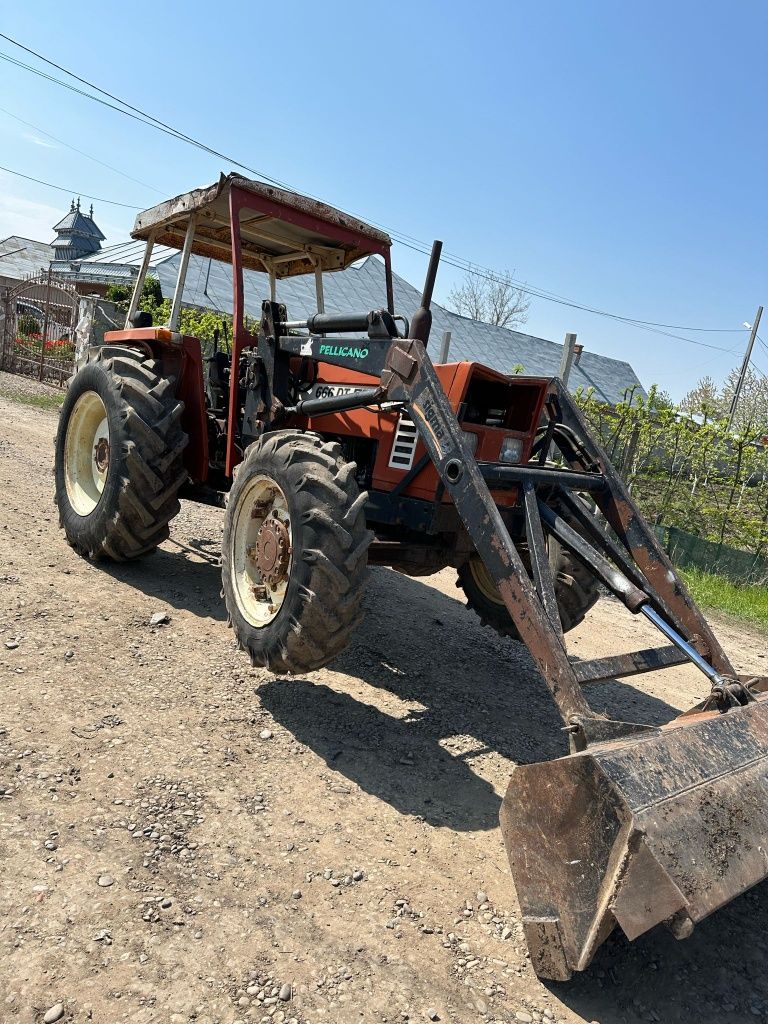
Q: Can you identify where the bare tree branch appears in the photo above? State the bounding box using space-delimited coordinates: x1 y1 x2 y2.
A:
447 270 530 329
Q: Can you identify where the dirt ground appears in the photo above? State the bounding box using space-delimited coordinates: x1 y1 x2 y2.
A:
2 369 768 1024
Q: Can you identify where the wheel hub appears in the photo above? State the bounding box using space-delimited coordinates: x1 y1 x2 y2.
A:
94 436 110 473
253 515 291 588
231 475 294 628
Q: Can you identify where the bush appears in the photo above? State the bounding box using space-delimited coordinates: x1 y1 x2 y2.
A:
106 276 163 308
105 283 132 304
17 314 41 336
142 276 163 306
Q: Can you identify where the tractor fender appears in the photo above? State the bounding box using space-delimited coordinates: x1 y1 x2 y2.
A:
102 329 209 484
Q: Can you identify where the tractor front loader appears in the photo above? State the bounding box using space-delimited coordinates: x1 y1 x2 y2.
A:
54 175 768 979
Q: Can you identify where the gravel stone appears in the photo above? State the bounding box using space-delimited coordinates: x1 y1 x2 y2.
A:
43 1005 65 1023
97 873 114 887
259 729 273 740
150 611 170 626
278 983 292 1001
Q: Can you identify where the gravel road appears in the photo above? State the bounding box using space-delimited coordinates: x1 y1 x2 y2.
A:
1 370 767 1024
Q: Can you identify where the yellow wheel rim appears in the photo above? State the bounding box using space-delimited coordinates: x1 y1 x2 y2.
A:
64 391 110 516
230 476 293 627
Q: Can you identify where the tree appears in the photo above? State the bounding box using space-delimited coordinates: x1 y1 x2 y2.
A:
575 379 768 558
681 369 768 432
680 375 723 423
447 270 530 329
720 366 768 433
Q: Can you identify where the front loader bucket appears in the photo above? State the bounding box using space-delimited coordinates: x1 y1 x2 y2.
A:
500 697 768 981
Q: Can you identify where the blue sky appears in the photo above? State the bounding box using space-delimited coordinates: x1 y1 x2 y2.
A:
1 1 766 399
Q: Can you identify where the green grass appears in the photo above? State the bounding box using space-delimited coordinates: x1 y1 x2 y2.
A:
680 565 768 629
0 385 65 412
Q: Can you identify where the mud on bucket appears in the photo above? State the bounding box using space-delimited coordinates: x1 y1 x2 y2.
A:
500 697 768 980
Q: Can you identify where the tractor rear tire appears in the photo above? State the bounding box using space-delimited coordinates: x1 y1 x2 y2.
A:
54 345 188 560
222 430 372 674
458 535 599 640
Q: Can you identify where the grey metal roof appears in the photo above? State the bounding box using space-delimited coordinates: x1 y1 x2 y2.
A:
153 252 645 404
52 204 105 242
0 236 55 279
51 260 137 285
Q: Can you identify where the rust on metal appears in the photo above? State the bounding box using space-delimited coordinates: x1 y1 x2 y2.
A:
501 694 768 979
254 516 291 589
93 436 110 473
132 174 391 278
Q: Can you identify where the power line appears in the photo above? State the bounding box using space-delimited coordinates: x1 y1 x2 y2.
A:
0 163 143 208
0 104 161 195
0 44 286 187
0 31 757 346
0 163 748 354
393 239 737 352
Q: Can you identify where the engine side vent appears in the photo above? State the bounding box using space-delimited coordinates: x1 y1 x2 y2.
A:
388 412 418 471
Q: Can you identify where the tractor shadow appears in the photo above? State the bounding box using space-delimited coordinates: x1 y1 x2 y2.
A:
260 677 503 832
101 540 227 622
262 568 768 1023
260 566 682 836
261 568 768 1019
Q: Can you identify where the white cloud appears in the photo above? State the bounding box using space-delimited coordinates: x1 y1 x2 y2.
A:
0 184 63 242
22 133 57 149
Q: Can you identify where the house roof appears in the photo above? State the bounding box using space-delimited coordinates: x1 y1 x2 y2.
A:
152 251 645 404
51 260 137 285
52 202 105 242
0 236 55 279
0 235 135 288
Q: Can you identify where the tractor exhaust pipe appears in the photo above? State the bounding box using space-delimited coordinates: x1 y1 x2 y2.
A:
410 240 442 348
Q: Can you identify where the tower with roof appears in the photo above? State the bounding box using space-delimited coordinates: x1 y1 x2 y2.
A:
51 198 106 261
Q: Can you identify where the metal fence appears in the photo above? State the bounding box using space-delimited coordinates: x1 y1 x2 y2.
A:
1 270 79 385
654 524 768 586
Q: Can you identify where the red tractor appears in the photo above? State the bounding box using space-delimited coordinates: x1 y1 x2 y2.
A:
55 174 597 670
54 174 768 980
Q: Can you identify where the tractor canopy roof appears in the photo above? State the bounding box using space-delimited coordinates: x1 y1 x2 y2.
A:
131 173 392 279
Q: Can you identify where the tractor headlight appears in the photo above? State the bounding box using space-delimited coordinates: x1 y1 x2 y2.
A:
499 436 523 464
461 430 479 456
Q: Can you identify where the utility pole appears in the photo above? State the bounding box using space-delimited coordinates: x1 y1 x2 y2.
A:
439 330 452 363
559 332 578 387
727 306 763 431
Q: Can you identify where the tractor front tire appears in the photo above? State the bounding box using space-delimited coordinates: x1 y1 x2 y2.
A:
222 431 372 674
54 345 188 560
458 535 599 640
